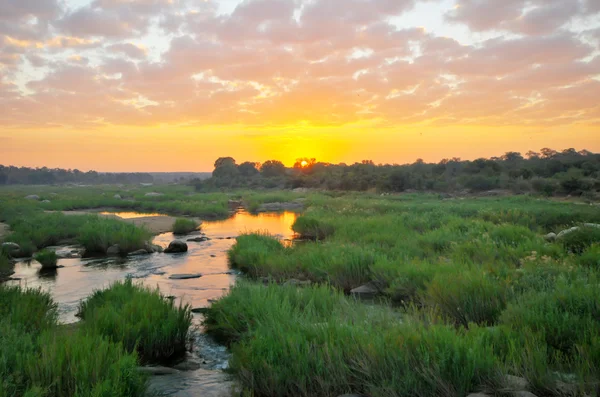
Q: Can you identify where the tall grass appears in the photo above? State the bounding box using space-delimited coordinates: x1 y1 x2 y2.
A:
78 279 192 363
0 284 147 397
34 249 58 269
172 218 200 235
77 217 151 255
0 251 13 280
292 215 334 240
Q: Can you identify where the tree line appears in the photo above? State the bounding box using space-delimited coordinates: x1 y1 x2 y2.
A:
0 165 154 185
196 148 600 197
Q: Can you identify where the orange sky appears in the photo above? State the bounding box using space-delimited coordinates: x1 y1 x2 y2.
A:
1 0 599 172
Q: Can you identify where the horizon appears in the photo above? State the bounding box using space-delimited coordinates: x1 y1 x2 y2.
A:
1 0 599 172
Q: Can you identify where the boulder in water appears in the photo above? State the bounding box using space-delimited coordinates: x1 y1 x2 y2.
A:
164 240 188 253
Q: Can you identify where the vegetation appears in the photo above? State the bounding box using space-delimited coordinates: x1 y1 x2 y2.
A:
0 165 153 185
33 249 58 269
77 279 193 363
209 192 600 396
172 218 200 235
0 284 147 397
0 251 13 280
198 149 600 198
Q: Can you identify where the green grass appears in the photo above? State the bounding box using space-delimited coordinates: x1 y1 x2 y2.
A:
292 215 334 240
0 251 13 280
77 217 151 255
172 218 200 235
33 249 58 269
78 279 192 363
0 284 146 397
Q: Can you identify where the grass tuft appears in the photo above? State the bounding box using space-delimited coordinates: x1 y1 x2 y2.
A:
34 249 58 269
172 218 200 235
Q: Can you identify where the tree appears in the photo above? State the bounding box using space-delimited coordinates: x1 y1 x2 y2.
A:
540 148 558 159
238 162 260 177
261 160 286 178
213 157 239 179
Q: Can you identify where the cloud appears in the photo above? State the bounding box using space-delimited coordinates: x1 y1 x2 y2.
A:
1 0 598 130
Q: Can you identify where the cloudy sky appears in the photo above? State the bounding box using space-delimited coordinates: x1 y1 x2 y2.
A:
1 0 599 171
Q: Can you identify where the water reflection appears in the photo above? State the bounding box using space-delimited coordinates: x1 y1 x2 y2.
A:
8 210 297 323
100 211 166 219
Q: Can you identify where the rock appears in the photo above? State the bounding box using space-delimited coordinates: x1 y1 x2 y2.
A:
145 192 164 197
1 242 20 254
187 237 209 242
113 194 122 200
511 392 538 397
164 240 188 253
172 360 202 371
169 273 202 280
137 366 180 376
555 380 577 396
210 254 216 258
128 249 149 256
191 307 210 314
350 281 383 299
25 195 40 200
504 375 529 391
144 242 163 253
106 244 121 256
41 200 51 203
556 227 580 239
283 279 312 287
293 187 309 193
544 232 557 242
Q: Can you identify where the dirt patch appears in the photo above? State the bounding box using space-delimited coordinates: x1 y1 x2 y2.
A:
56 211 195 235
0 222 9 240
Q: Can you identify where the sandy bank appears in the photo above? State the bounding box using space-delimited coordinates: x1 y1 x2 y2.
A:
56 211 198 235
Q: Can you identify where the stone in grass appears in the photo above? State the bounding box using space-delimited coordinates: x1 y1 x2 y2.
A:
164 240 188 253
106 244 121 256
169 273 202 280
2 242 21 254
350 281 383 300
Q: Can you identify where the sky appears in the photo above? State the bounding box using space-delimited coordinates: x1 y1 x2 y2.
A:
0 0 599 172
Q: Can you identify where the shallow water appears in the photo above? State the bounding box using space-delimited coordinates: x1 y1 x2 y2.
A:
9 210 298 396
99 211 167 219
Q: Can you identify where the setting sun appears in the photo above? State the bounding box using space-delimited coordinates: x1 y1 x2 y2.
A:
301 161 308 167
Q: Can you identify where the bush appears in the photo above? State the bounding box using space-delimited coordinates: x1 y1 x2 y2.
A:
172 218 200 235
292 216 334 240
78 279 192 363
560 226 600 254
425 271 508 328
34 249 58 269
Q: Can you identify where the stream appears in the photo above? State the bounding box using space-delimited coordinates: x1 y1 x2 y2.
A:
8 210 298 396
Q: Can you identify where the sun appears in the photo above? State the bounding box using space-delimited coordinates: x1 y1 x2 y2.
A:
301 160 308 167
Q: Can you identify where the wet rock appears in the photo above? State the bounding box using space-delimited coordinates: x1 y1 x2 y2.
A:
106 244 121 256
350 281 383 300
128 249 149 256
164 240 188 253
25 195 40 200
226 236 234 240
191 307 210 314
137 366 180 376
504 375 529 391
169 273 202 280
187 237 209 242
256 201 304 212
145 192 164 197
210 254 216 258
544 232 557 242
144 242 163 253
2 242 20 254
283 279 312 287
173 360 202 372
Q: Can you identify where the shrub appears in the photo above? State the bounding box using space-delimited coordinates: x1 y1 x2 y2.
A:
78 279 192 363
292 216 334 240
172 218 200 235
560 226 600 254
425 271 508 328
34 249 58 269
